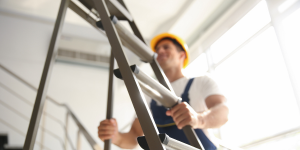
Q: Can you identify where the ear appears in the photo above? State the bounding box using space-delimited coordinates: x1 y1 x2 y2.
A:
179 51 186 60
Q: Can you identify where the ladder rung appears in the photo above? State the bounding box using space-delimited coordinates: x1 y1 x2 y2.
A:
96 16 155 63
138 133 200 150
78 0 133 21
114 65 181 108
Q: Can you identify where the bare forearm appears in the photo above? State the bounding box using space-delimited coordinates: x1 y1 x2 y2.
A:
197 103 229 129
113 132 139 149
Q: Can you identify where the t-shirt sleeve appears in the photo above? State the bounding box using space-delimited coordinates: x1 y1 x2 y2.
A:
200 75 223 100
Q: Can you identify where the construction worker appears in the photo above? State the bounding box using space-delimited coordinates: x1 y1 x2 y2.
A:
98 33 229 150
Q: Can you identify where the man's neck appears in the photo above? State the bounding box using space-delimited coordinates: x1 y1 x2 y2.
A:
163 67 184 82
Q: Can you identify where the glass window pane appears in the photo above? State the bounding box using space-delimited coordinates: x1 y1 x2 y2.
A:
211 1 271 64
182 53 208 78
214 27 300 146
282 7 300 103
245 131 300 150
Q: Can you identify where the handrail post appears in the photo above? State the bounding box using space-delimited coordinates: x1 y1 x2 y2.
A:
77 129 81 150
64 111 69 150
40 100 48 150
104 50 115 150
23 0 69 149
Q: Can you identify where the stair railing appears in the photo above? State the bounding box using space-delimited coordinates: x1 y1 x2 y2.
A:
0 64 102 150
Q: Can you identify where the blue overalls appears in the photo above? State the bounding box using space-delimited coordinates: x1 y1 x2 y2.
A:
150 78 216 150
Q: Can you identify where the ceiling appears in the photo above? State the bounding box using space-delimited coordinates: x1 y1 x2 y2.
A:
0 0 245 64
0 0 236 42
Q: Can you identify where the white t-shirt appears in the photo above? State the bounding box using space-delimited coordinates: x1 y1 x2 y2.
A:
145 75 223 146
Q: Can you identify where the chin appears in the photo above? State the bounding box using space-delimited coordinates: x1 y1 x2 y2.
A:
158 63 166 68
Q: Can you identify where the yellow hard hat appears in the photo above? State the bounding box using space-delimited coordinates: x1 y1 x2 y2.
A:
150 33 189 68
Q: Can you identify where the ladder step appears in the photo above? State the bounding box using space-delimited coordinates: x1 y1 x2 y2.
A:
114 64 180 108
138 133 200 150
3 145 23 150
78 0 133 21
0 134 8 150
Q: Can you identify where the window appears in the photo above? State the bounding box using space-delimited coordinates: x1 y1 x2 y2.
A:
211 1 271 64
215 27 300 146
183 0 300 147
281 7 300 101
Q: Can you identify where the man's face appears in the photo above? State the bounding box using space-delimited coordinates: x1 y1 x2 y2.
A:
155 39 185 70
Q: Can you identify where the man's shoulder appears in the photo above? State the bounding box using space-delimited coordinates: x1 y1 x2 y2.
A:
193 74 214 82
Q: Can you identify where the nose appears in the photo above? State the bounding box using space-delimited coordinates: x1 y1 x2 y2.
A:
156 47 165 54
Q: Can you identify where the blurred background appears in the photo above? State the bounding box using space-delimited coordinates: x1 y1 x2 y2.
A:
0 0 300 150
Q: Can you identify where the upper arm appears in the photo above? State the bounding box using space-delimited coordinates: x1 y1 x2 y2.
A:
199 76 225 109
205 95 226 109
129 118 144 137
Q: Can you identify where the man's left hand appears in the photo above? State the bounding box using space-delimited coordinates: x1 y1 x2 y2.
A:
166 102 204 129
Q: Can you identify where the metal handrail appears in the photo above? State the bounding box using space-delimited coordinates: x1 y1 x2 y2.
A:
0 63 101 150
0 82 33 106
0 118 52 150
0 82 64 128
0 88 75 150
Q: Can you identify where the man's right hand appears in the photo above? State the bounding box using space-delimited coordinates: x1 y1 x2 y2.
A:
98 118 120 144
98 118 143 149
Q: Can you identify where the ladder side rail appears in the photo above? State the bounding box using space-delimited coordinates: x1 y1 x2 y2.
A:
23 0 70 149
112 18 154 62
117 0 146 44
92 0 165 149
69 1 106 36
116 0 175 93
108 0 133 21
104 50 115 150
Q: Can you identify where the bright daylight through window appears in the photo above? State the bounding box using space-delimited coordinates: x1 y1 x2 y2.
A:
282 7 300 101
215 26 300 147
213 0 300 149
184 0 300 149
210 1 271 65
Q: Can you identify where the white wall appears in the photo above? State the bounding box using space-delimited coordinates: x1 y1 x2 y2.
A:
0 8 139 150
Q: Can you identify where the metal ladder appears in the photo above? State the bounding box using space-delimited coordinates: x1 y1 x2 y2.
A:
22 0 205 150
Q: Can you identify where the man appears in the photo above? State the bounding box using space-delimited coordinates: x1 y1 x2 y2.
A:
98 33 229 150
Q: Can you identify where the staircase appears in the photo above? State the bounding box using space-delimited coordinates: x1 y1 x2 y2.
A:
0 134 22 150
0 64 102 150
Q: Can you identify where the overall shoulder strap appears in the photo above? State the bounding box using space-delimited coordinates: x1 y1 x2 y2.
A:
183 78 195 95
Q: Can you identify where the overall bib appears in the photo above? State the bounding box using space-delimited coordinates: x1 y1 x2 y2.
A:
150 78 216 150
